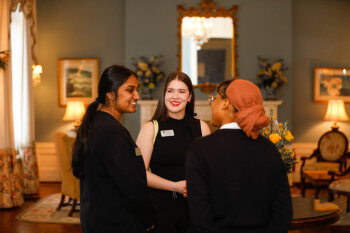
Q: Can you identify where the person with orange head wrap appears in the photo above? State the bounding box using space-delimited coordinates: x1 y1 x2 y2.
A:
186 79 292 233
226 79 270 139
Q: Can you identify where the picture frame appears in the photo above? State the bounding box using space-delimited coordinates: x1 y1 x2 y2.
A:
58 58 99 106
314 67 350 103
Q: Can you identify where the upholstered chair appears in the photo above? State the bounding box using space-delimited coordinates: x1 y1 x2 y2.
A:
300 129 348 198
328 166 350 212
53 132 80 216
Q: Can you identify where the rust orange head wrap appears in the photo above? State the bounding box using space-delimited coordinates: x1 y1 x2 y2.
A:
226 79 270 139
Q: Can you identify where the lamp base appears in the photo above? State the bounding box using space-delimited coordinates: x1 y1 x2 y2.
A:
331 121 339 131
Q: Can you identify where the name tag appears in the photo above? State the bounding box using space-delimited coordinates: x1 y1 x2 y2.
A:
160 130 175 137
135 147 142 156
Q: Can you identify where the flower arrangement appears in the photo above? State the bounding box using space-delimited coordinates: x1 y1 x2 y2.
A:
256 57 288 99
260 112 296 173
131 55 165 90
0 50 9 71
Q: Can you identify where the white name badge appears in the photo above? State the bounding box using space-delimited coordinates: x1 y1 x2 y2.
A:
160 130 175 137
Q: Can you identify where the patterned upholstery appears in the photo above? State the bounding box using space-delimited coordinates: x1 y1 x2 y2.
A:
303 162 340 171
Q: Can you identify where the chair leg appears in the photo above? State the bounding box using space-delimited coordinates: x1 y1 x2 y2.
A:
57 194 65 211
315 186 320 199
301 177 306 197
328 190 334 202
347 195 350 213
68 199 78 217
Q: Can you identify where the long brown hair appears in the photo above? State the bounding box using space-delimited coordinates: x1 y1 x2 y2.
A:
151 72 195 122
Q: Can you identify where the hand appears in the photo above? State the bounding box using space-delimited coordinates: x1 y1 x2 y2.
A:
146 224 155 232
174 180 187 197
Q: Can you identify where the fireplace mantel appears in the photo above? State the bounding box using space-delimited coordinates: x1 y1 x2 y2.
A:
138 100 283 128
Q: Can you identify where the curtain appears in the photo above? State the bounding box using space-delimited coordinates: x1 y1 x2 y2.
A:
0 0 24 208
10 0 39 195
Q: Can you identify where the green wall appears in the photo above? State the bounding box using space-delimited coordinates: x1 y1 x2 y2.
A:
124 0 292 139
293 0 350 142
35 0 350 142
35 0 125 141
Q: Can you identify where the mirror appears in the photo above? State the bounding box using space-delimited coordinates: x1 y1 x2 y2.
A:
177 0 238 93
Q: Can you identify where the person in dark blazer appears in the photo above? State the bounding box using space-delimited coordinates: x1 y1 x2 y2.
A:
72 65 155 233
186 79 292 233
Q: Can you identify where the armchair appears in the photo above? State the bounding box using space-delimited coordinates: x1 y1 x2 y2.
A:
53 132 80 216
300 129 348 198
328 154 350 212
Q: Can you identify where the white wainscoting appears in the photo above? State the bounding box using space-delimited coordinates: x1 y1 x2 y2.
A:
34 141 347 184
35 142 61 182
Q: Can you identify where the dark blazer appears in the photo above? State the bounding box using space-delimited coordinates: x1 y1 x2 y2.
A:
186 128 292 233
80 111 155 233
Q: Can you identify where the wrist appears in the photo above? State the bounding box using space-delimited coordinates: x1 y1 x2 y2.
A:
172 182 177 199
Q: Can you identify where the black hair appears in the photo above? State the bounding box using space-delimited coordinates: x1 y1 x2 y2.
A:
217 80 234 99
151 72 195 122
72 65 137 178
217 79 237 112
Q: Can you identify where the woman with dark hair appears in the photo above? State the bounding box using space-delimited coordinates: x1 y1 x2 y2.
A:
136 72 211 233
72 65 155 233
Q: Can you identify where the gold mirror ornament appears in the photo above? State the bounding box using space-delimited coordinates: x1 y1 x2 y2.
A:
177 0 238 93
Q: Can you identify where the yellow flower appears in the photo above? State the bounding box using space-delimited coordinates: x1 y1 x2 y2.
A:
136 70 143 76
152 66 160 73
284 130 294 142
266 68 273 77
271 62 281 71
138 61 148 71
149 83 156 89
157 73 164 80
269 133 281 144
272 82 278 88
145 69 152 77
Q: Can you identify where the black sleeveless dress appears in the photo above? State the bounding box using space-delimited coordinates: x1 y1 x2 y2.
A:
150 116 202 233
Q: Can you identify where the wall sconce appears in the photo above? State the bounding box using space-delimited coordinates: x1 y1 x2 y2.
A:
32 64 43 86
63 101 85 130
324 99 349 131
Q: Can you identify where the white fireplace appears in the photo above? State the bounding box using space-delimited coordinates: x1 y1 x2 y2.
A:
138 100 283 128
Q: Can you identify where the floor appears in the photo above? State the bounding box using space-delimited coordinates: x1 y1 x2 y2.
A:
0 183 82 233
0 183 350 233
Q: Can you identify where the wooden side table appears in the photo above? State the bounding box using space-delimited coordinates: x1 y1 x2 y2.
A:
290 197 342 230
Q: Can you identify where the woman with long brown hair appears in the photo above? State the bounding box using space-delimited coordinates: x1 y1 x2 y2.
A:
136 72 210 233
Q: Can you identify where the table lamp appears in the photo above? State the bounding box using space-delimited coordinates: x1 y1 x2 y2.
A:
63 101 85 130
324 100 349 131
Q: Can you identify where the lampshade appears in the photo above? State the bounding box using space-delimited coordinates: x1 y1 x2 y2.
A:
32 64 43 86
324 100 349 129
63 101 85 128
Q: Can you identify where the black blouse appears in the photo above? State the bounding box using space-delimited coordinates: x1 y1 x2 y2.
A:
150 116 202 182
80 111 155 233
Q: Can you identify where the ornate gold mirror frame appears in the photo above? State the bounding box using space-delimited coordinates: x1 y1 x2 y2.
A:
177 0 238 93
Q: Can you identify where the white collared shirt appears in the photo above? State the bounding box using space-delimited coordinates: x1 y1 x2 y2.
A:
220 122 241 130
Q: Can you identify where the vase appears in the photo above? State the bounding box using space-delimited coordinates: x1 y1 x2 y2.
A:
264 87 277 100
141 86 153 100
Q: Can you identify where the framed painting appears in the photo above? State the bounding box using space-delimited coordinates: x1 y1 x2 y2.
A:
58 58 99 106
314 67 350 103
